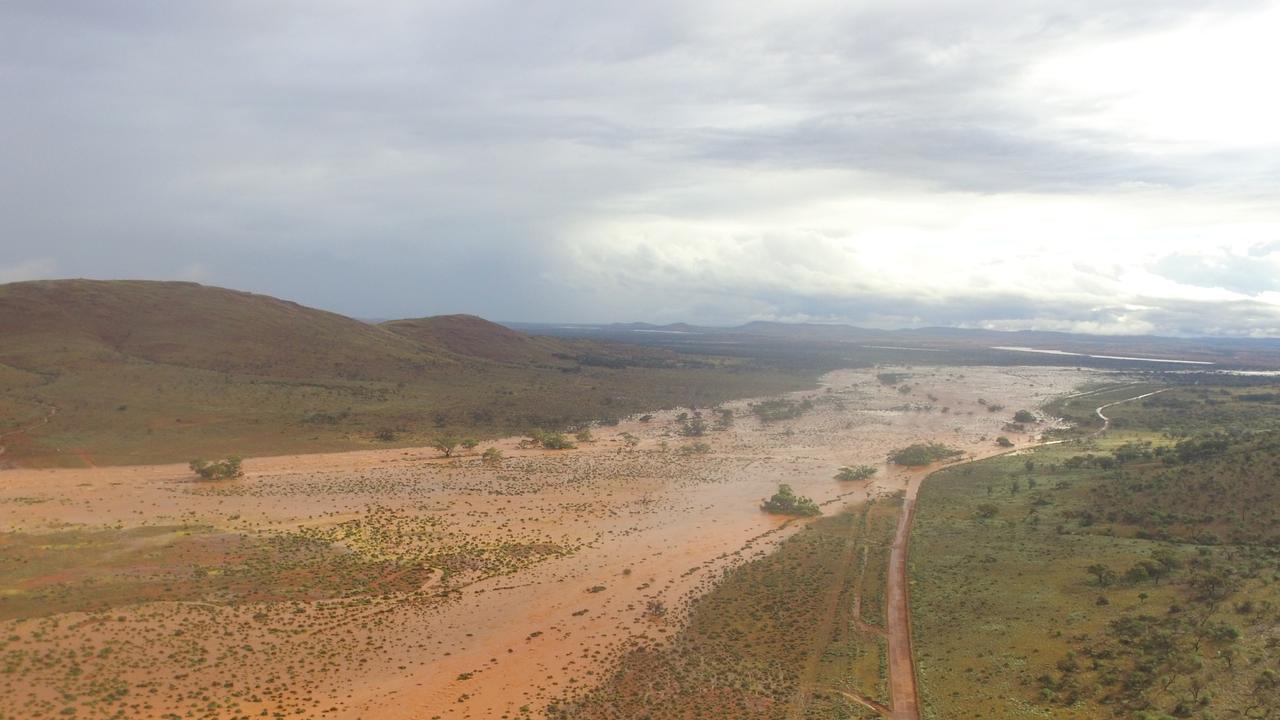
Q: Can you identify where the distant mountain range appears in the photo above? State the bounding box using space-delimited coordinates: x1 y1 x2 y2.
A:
507 320 1280 368
3 279 1278 467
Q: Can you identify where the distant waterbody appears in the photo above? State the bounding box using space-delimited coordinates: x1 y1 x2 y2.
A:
991 345 1215 365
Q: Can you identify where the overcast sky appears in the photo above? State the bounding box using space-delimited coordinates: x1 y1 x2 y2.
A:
3 1 1280 335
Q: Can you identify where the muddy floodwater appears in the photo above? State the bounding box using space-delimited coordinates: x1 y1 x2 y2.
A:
0 366 1104 719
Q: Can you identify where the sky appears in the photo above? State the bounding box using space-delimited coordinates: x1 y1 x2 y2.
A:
3 1 1280 336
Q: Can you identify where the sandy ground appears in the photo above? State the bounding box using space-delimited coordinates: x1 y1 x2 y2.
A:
0 365 1105 719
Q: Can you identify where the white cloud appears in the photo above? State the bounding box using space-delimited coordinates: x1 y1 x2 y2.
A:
1 0 1278 335
1025 3 1280 152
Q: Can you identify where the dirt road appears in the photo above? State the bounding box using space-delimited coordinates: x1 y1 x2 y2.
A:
885 492 920 719
882 386 1165 720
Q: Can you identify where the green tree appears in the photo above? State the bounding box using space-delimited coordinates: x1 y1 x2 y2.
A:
538 432 576 450
890 443 963 466
433 436 460 457
1086 563 1116 587
680 417 708 437
188 457 243 481
760 484 820 517
835 465 877 481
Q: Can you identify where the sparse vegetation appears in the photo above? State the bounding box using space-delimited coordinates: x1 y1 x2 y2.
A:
531 429 577 450
557 507 893 718
677 441 712 455
751 397 812 423
0 280 819 467
912 384 1280 720
760 483 821 517
433 435 460 457
889 442 963 466
188 456 243 480
835 465 878 481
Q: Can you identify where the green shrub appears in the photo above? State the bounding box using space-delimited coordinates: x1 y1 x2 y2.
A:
890 443 963 466
188 457 243 481
835 465 877 481
433 436 460 457
530 429 576 450
761 484 820 516
678 441 712 455
751 398 811 423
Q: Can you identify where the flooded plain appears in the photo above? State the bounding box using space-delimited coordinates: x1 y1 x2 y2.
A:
0 365 1101 719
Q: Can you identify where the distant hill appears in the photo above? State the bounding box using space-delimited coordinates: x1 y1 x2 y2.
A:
511 319 1280 369
382 314 566 365
0 280 440 380
0 279 803 467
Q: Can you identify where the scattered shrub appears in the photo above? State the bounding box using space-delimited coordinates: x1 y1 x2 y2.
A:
188 457 243 481
760 484 820 516
890 443 963 466
835 465 877 481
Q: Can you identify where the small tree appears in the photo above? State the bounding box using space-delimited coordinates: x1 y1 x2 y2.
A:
433 436 460 457
1087 563 1116 587
679 417 708 437
1013 409 1037 423
677 441 712 455
539 432 576 450
890 443 963 466
761 484 821 517
575 428 594 443
189 457 243 481
835 465 877 482
481 447 504 464
996 436 1014 447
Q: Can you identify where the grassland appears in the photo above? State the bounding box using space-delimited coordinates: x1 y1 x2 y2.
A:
910 386 1280 719
0 524 439 621
554 496 903 720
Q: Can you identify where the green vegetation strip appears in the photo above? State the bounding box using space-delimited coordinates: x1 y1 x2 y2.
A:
910 403 1279 719
554 500 901 720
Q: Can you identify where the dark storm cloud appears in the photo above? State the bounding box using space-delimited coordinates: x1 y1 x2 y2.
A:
1 1 1278 333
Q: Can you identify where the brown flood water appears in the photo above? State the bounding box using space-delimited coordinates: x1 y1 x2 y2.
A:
0 366 1104 719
